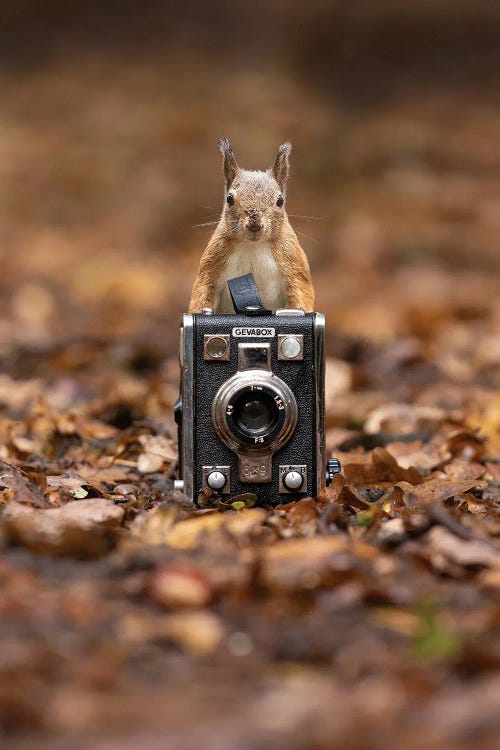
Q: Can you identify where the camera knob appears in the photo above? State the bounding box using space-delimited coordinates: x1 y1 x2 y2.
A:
206 470 227 491
325 458 342 486
283 470 304 491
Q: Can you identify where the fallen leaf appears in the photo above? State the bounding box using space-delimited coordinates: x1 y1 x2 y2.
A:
343 448 424 485
164 508 267 550
163 611 225 655
364 403 453 434
137 434 177 473
0 462 49 508
280 497 319 535
378 518 406 545
149 564 214 608
446 428 487 461
259 536 354 591
396 476 487 509
444 459 485 480
2 498 124 558
427 527 499 571
72 487 89 499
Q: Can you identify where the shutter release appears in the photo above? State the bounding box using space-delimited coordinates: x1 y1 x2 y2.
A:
206 471 227 490
283 470 304 490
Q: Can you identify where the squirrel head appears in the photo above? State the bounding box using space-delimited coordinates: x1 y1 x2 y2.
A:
218 138 291 243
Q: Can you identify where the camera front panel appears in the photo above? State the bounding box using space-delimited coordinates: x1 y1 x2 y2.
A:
180 312 324 505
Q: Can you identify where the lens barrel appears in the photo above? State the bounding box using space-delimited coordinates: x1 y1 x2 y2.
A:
226 385 285 445
211 370 298 454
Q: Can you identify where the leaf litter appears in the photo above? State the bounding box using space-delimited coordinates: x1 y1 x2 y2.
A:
0 354 498 750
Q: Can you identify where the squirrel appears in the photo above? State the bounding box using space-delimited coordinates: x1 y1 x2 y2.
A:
189 139 315 314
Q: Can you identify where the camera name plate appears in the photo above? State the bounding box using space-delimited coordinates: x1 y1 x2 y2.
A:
279 465 307 494
239 454 272 483
232 326 275 337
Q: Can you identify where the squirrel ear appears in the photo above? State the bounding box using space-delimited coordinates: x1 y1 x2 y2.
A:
218 138 239 190
271 142 292 192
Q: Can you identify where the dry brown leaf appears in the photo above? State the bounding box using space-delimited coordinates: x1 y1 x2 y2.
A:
427 527 499 571
364 403 454 434
446 428 487 461
162 611 225 655
377 518 406 545
0 462 49 508
137 434 177 473
337 484 372 510
343 447 424 485
118 610 225 655
259 536 353 591
279 497 319 535
444 459 485 480
396 476 487 509
2 498 124 558
164 509 267 550
148 564 214 608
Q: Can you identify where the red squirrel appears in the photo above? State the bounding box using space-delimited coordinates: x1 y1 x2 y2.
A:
189 139 315 313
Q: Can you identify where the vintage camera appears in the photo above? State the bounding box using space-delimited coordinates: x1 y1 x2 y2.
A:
174 275 341 504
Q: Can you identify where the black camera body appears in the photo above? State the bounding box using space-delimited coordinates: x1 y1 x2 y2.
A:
175 301 341 505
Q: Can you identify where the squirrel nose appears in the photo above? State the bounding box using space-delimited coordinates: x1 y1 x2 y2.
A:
245 211 262 232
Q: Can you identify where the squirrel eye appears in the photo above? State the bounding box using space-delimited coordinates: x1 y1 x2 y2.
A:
226 193 234 206
276 195 284 207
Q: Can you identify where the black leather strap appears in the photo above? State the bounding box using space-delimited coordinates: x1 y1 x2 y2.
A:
227 274 271 316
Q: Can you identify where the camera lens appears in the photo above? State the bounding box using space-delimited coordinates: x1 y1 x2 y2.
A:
211 371 298 455
226 386 284 445
235 391 276 434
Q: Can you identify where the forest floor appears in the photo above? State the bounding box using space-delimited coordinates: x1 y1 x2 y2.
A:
0 42 499 749
0 335 498 750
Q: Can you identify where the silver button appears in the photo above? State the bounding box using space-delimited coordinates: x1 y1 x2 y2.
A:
205 335 229 359
174 480 184 491
280 336 302 359
278 334 303 360
206 471 227 490
202 307 214 315
204 334 230 361
283 470 304 490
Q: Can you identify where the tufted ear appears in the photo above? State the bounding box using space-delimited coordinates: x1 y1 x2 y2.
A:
271 142 292 193
218 138 239 190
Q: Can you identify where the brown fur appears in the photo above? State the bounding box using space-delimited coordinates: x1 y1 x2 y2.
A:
189 140 315 313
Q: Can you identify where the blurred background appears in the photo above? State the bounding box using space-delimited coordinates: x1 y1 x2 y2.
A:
0 0 498 390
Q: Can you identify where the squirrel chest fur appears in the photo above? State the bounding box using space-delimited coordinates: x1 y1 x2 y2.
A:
214 240 286 313
189 139 315 314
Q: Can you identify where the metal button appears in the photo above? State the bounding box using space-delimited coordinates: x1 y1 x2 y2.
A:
206 336 228 358
206 471 227 490
278 334 303 360
283 470 304 490
204 334 230 361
